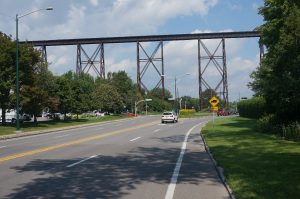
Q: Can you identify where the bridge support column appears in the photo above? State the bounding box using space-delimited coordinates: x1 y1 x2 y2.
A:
76 43 105 78
137 41 165 99
36 45 48 68
198 38 229 109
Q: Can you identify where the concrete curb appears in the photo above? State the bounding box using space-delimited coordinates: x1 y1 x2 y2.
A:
0 117 134 141
199 130 236 199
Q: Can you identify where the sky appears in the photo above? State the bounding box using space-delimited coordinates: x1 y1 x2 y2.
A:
0 0 264 101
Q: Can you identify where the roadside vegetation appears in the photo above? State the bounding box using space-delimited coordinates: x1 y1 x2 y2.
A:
201 2 300 198
238 1 300 141
202 117 300 199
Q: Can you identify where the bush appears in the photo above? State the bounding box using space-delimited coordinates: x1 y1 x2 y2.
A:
179 109 196 116
237 97 266 118
282 122 300 141
256 114 278 134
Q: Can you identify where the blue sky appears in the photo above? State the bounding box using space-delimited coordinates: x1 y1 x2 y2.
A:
0 0 264 101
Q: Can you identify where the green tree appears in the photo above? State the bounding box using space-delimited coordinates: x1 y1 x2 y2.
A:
201 89 217 109
249 0 300 122
54 72 74 116
149 87 172 100
71 73 95 118
93 83 124 113
0 32 40 124
96 71 136 112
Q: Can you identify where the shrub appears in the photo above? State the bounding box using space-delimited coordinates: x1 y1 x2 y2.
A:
256 114 278 134
237 97 266 118
179 109 196 116
282 122 300 141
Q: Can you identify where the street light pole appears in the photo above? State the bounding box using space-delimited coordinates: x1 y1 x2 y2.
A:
135 99 152 117
15 7 53 132
15 14 20 131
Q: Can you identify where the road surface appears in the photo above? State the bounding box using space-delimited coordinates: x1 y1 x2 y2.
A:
0 116 230 199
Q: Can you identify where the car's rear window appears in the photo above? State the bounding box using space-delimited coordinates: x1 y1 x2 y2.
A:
163 112 172 115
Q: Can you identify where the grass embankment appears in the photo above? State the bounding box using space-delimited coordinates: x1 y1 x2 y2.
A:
180 111 211 118
0 115 124 136
202 117 300 199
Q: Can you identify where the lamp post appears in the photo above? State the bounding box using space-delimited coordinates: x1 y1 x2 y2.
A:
15 7 53 132
135 99 152 117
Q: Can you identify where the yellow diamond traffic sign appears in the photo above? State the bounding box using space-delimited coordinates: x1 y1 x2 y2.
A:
209 96 220 107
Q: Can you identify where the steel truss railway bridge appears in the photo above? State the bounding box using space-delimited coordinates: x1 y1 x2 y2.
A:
21 31 262 109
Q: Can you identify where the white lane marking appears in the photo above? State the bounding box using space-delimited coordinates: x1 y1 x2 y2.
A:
55 134 70 138
153 129 161 133
130 137 141 142
164 122 204 199
0 146 7 149
67 155 98 168
158 124 166 126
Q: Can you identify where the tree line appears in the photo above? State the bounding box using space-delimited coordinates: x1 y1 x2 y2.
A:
238 0 300 140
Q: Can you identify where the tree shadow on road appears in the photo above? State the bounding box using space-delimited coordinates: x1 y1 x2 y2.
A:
6 133 222 199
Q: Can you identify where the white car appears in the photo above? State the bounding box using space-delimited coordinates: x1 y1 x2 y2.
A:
161 111 178 123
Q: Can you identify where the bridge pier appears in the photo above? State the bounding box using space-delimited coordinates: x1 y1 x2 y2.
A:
198 38 229 110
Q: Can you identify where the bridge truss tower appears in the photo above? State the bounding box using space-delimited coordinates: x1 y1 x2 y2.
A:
137 41 165 98
198 38 228 109
76 43 105 79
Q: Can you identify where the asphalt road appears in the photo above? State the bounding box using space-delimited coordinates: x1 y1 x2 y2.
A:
0 116 230 199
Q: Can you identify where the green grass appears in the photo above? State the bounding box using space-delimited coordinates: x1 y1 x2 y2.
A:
202 117 300 199
0 115 125 136
180 111 211 118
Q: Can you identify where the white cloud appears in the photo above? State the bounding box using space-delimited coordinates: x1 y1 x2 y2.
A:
90 0 99 7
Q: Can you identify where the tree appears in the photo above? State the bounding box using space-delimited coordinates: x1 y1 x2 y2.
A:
96 71 136 112
71 73 95 118
149 88 172 100
54 72 74 116
20 63 56 123
0 32 40 124
93 84 124 113
249 0 300 122
201 89 217 109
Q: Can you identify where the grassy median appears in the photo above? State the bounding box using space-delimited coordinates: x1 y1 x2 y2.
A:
0 115 125 136
201 117 300 199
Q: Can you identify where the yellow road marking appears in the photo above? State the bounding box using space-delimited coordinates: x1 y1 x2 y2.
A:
0 120 158 163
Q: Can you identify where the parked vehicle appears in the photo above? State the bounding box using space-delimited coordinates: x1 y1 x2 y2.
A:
23 114 32 121
217 108 230 116
0 109 25 123
161 111 178 123
122 113 136 117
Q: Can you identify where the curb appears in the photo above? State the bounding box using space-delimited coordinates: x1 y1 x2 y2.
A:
0 117 134 141
199 130 235 199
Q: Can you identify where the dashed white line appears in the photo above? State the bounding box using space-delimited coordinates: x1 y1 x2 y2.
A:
153 129 161 133
55 134 70 138
164 122 204 199
130 137 141 142
0 146 7 149
67 155 98 168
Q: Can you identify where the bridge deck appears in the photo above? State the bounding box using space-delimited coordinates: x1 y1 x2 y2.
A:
21 31 260 46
